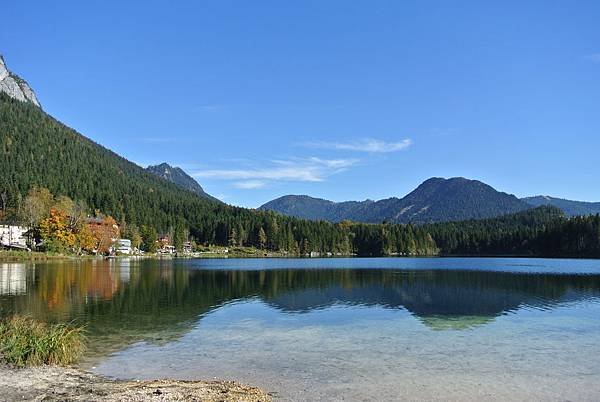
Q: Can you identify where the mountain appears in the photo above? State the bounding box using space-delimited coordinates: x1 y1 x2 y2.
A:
0 56 40 107
146 163 219 202
260 177 532 224
391 177 531 223
259 195 373 222
522 196 600 217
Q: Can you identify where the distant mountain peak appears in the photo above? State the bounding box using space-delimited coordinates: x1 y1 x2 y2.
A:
260 177 531 224
146 162 220 202
0 55 41 107
522 195 600 217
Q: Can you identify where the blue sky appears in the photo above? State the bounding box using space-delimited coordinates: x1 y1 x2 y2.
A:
2 1 600 207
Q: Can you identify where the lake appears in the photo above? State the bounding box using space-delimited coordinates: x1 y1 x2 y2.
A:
1 257 600 401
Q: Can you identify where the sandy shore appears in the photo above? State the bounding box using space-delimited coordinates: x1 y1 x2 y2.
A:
0 365 272 402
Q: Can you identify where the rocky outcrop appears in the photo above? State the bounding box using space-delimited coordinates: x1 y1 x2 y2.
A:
146 162 221 203
0 56 41 107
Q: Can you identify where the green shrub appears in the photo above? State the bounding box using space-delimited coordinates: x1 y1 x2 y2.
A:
0 316 86 366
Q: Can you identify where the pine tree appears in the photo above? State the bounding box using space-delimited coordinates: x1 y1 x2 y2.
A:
140 225 158 253
300 238 310 255
229 227 238 247
258 227 267 249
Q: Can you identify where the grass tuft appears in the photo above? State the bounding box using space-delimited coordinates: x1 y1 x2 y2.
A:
0 316 86 366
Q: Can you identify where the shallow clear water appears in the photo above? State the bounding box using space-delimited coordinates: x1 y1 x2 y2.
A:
1 257 600 401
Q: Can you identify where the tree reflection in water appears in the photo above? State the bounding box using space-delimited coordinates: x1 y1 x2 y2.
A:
1 259 600 359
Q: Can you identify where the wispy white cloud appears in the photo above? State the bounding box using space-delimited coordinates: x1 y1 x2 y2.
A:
303 138 412 153
192 157 357 189
585 53 600 63
233 180 268 189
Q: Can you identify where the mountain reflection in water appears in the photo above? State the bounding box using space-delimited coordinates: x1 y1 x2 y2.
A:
1 258 600 359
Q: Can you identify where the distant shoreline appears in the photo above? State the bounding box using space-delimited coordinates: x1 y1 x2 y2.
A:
2 249 598 263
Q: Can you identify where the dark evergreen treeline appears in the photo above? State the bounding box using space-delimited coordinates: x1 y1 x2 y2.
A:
426 206 600 258
535 214 600 257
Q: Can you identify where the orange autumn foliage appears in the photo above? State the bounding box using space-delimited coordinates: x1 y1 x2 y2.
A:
39 209 76 252
88 216 120 254
39 209 119 254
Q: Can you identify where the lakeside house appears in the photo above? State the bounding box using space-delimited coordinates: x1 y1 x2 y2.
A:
86 217 119 231
115 239 132 255
0 224 30 250
155 236 194 254
157 234 175 254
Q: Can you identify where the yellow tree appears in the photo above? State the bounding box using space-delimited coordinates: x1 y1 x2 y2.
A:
74 223 95 254
39 209 76 252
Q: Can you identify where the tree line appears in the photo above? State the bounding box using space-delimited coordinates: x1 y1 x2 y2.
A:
0 186 438 256
2 186 600 258
426 206 600 258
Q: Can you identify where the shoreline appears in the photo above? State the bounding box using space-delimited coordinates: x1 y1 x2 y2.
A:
0 364 271 402
2 249 598 263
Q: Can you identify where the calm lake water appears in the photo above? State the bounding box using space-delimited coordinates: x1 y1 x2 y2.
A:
2 257 600 401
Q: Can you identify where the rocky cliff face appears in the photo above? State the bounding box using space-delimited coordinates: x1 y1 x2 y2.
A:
0 56 41 107
146 162 221 203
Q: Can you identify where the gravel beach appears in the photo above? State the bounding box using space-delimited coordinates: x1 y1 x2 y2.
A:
0 364 272 402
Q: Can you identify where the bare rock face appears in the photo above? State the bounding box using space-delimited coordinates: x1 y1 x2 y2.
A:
0 55 41 107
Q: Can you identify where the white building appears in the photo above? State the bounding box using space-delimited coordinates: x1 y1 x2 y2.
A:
115 238 132 255
158 244 176 254
0 225 29 250
183 241 193 254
